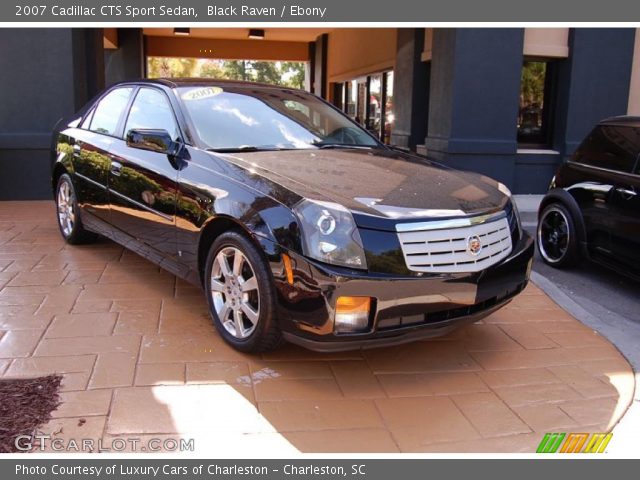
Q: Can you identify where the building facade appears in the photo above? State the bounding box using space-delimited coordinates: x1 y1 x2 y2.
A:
1 27 638 200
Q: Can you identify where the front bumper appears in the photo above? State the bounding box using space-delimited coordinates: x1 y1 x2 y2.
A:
272 232 535 352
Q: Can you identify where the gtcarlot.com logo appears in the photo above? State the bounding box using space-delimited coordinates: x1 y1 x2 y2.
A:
14 435 195 452
536 433 612 453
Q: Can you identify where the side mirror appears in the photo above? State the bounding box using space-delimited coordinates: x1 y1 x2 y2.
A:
126 128 179 156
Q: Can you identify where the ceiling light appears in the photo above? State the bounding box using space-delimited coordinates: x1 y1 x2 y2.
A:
173 28 190 36
248 29 265 40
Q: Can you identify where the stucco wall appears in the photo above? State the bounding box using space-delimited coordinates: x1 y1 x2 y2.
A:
425 28 569 61
146 36 309 61
523 28 569 58
327 28 397 83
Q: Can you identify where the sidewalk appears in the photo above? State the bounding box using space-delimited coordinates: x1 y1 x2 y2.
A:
513 194 543 227
515 192 640 454
0 201 634 453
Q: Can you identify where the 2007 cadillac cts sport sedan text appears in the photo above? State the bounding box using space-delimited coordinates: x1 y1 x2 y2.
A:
51 79 534 352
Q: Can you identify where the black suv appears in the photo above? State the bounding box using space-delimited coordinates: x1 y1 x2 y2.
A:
537 116 640 279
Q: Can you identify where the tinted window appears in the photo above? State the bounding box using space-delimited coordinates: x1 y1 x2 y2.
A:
80 108 95 130
124 88 180 141
90 88 133 136
178 86 379 151
574 125 640 174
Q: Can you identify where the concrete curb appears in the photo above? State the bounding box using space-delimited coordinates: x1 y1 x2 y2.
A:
530 270 639 454
531 271 640 368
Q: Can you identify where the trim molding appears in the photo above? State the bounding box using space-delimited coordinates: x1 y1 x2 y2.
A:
74 172 107 190
109 188 174 222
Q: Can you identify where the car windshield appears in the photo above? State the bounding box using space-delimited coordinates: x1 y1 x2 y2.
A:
177 85 380 151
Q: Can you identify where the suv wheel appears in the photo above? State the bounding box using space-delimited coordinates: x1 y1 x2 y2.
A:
537 202 578 267
204 231 283 353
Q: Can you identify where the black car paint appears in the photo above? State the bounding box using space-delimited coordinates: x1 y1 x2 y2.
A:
52 79 533 350
540 116 640 279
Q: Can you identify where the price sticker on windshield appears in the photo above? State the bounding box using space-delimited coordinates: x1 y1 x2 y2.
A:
182 87 223 101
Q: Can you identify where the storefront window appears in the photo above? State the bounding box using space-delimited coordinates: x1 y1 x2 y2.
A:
518 60 556 147
346 80 358 121
356 80 367 127
340 70 394 143
369 74 383 134
384 71 394 144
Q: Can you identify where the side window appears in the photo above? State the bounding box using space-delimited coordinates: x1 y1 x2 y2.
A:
574 125 640 174
80 108 95 130
90 88 133 136
124 88 180 141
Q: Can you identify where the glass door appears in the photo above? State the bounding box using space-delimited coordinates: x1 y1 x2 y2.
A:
369 74 383 136
341 72 394 142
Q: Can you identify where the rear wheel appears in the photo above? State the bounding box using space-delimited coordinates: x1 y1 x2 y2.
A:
55 173 97 244
537 202 578 267
204 231 283 353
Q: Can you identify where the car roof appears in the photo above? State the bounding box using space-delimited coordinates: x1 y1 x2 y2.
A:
599 115 640 127
113 78 303 91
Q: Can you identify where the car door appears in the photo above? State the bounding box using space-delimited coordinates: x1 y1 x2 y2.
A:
71 87 133 222
608 126 640 271
566 125 619 256
107 86 182 258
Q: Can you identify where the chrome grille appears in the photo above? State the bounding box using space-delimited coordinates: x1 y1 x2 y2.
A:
396 212 513 273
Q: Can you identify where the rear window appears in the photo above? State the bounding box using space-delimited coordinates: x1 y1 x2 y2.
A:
573 124 640 174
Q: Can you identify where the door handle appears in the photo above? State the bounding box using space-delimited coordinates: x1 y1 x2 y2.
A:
615 187 636 196
111 161 123 176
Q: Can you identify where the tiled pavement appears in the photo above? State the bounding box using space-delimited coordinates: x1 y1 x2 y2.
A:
0 201 635 453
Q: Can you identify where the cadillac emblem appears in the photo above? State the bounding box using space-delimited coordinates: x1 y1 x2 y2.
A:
467 235 482 256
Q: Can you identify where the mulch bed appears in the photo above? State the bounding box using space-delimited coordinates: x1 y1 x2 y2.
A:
0 375 62 453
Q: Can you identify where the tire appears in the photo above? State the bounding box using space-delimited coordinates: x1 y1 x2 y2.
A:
204 230 283 353
537 202 579 268
55 173 97 245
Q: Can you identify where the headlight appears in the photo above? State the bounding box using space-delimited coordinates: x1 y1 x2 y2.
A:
507 199 522 240
293 199 367 269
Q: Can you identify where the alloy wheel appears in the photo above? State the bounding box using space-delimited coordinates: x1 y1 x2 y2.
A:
538 206 570 263
57 180 75 237
210 246 260 339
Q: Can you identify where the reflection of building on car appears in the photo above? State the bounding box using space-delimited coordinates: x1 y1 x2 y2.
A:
52 78 533 353
537 116 640 280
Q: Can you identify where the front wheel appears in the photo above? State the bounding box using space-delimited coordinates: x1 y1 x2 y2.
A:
204 231 283 353
537 202 579 267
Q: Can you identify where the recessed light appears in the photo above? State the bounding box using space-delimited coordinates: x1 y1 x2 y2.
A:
248 29 265 40
174 28 190 36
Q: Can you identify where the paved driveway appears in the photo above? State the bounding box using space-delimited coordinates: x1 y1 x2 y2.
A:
0 201 634 453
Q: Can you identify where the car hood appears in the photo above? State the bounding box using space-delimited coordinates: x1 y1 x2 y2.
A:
219 148 510 229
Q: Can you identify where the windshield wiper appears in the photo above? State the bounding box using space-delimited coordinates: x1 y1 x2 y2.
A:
313 143 374 150
208 144 376 153
207 146 263 153
207 145 300 153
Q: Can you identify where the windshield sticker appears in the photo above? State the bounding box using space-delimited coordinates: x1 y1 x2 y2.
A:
182 87 223 101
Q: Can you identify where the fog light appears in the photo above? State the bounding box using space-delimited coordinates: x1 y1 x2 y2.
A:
334 296 371 333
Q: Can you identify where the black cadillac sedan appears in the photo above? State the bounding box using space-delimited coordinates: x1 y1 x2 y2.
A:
52 79 534 352
537 116 640 280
